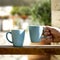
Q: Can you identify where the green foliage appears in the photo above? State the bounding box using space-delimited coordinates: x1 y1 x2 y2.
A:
11 1 51 25
32 1 51 25
18 7 31 16
11 7 20 15
11 6 31 16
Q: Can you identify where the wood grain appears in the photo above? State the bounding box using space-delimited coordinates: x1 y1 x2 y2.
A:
0 45 60 55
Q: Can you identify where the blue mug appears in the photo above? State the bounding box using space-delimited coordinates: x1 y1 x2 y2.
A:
6 30 25 47
29 26 43 42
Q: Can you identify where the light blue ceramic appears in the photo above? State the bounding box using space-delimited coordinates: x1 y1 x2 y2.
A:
6 30 25 47
29 26 43 42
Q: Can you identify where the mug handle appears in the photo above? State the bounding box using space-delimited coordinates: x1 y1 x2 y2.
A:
6 32 13 43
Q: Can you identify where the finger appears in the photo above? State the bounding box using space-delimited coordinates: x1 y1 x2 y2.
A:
46 27 59 33
43 27 50 32
43 27 51 35
46 35 52 39
46 38 52 44
41 35 53 41
44 32 51 36
45 27 59 36
41 38 52 45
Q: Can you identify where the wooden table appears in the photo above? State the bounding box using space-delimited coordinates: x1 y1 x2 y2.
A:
0 45 60 55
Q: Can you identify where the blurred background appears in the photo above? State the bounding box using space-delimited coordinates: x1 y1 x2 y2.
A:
0 0 60 60
0 0 50 32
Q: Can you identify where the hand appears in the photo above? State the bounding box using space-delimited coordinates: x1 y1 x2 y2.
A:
40 27 53 45
47 27 60 42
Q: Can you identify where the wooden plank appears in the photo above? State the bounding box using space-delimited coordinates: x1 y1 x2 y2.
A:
0 45 60 55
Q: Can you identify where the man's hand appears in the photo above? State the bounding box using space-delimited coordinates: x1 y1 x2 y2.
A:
41 27 60 44
48 27 60 42
40 27 53 45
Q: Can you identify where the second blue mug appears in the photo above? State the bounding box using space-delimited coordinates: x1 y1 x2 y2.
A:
29 26 43 42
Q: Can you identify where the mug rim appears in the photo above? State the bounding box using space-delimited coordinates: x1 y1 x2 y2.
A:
11 29 25 33
11 29 25 31
29 26 43 28
29 25 40 27
29 25 40 26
